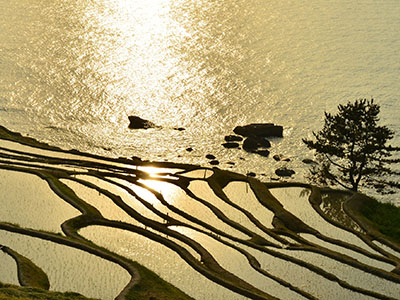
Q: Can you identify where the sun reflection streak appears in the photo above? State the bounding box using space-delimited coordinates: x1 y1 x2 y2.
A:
76 0 214 140
138 179 179 206
136 166 182 175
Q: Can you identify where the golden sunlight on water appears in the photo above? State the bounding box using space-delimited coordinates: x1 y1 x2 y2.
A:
0 0 399 196
139 179 184 208
1 0 400 299
73 0 214 134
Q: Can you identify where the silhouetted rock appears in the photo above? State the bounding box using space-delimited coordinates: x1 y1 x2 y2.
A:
206 154 216 159
275 167 295 177
302 158 316 164
234 123 283 137
128 116 159 129
174 127 186 131
209 160 220 165
247 172 256 177
255 150 270 157
273 154 290 162
186 147 193 152
224 135 243 142
222 142 240 149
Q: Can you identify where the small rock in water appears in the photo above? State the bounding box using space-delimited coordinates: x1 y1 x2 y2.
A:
226 161 235 165
222 142 240 149
174 127 186 131
224 135 243 142
206 154 216 159
128 116 159 129
273 154 290 161
209 160 220 165
256 150 270 157
247 172 256 177
275 167 295 177
302 158 316 164
186 147 193 152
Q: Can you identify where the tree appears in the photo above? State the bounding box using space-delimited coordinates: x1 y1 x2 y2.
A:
303 98 400 194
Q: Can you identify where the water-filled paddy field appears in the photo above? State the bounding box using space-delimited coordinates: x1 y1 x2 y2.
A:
1 126 400 300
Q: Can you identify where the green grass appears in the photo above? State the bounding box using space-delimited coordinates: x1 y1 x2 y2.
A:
1 246 49 290
125 262 196 300
14 253 50 290
360 197 400 243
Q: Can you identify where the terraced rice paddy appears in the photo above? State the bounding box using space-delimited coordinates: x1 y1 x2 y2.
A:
0 125 399 300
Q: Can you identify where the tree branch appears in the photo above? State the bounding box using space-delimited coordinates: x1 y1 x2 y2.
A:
323 154 347 171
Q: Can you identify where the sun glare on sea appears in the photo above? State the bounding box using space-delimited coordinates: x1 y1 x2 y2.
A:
81 0 203 141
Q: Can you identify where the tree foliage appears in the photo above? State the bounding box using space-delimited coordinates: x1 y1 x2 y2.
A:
303 98 400 194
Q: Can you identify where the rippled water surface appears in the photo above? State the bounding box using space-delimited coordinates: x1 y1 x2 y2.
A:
0 0 399 183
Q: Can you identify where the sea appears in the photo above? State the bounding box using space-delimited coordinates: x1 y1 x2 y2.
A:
1 0 399 201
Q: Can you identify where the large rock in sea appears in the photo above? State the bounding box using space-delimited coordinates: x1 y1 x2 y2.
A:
128 116 159 129
234 123 283 137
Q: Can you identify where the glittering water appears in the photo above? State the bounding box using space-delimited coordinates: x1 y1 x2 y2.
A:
1 0 399 190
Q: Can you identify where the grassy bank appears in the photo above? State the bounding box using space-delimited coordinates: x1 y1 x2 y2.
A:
125 262 196 300
360 197 400 244
0 246 49 290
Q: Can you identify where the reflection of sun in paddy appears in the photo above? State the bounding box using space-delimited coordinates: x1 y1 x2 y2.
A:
137 165 182 175
120 179 160 207
138 179 180 206
136 179 203 226
169 225 197 237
